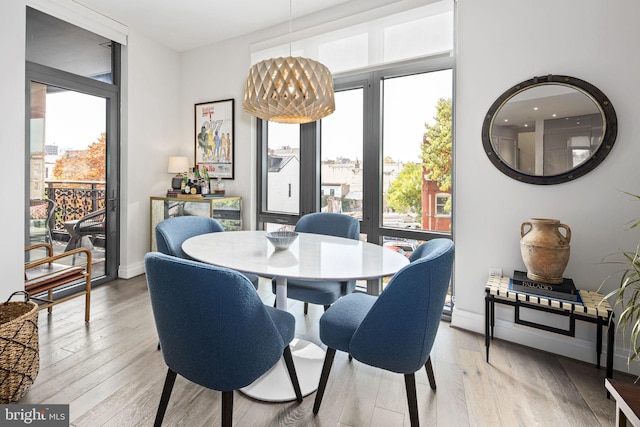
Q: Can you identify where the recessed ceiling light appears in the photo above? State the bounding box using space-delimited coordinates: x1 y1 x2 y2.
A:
533 107 538 111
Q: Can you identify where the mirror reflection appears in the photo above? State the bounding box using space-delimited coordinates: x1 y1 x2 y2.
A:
491 84 603 176
482 75 617 185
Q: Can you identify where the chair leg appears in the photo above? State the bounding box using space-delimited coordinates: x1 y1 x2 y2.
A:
282 345 303 402
323 305 330 312
404 373 419 427
304 302 308 315
154 368 177 427
47 290 53 315
424 355 436 390
313 347 336 414
84 280 91 322
221 391 233 427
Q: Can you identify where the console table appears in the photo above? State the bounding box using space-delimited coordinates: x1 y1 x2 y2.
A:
485 275 614 380
149 196 242 251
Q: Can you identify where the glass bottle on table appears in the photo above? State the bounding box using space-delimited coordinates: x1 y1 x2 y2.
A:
180 173 188 192
214 176 225 196
201 167 210 195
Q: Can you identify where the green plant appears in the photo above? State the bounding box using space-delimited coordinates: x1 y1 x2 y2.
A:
601 192 640 365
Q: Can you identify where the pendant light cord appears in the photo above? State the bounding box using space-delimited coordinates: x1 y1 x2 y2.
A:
288 0 292 57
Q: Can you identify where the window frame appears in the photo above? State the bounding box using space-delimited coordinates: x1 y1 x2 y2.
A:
256 56 455 294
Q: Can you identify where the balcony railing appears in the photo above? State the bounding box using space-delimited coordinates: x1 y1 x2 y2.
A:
43 180 105 238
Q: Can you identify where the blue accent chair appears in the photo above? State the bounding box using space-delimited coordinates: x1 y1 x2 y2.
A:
156 216 259 289
312 239 454 427
145 252 303 427
271 212 360 314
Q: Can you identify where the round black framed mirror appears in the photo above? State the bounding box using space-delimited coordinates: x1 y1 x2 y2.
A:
481 75 617 185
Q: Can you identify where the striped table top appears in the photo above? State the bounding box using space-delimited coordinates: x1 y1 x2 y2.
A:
486 275 613 319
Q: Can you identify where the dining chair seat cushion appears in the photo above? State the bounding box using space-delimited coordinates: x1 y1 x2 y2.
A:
319 293 375 353
272 279 356 307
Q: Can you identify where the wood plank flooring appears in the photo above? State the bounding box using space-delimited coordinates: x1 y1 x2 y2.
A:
22 275 633 426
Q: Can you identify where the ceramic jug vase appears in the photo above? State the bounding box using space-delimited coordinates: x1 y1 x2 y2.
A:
520 218 571 284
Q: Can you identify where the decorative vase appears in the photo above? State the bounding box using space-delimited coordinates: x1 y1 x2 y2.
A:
520 218 571 284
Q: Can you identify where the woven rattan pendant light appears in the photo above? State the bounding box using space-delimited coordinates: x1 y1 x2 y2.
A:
243 1 335 124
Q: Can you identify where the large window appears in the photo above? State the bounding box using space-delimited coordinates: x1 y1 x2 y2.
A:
255 1 454 302
320 88 364 217
257 59 453 290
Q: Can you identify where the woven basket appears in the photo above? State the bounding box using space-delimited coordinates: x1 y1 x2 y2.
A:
0 291 39 403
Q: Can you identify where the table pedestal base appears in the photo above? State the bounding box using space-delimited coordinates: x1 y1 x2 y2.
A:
240 338 325 402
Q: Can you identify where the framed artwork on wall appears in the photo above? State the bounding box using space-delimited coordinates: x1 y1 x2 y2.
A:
194 98 234 179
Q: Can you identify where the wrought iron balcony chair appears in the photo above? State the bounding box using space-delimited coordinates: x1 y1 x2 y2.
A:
65 208 106 251
29 198 56 245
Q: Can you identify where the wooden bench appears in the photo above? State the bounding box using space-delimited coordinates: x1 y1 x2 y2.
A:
24 243 92 322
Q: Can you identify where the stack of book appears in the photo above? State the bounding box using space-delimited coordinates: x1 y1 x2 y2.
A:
510 270 579 301
203 193 226 199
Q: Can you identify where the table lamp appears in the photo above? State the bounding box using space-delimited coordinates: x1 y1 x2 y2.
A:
168 156 189 189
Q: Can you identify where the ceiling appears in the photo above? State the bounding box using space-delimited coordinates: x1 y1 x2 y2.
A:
71 0 358 52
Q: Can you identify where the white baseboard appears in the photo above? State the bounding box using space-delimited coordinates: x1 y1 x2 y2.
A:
118 261 145 279
451 306 639 377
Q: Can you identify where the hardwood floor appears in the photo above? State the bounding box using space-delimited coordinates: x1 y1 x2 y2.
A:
23 275 632 426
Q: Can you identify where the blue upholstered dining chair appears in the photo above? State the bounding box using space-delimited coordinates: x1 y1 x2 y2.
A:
156 216 259 289
271 212 360 314
144 252 303 427
312 238 454 427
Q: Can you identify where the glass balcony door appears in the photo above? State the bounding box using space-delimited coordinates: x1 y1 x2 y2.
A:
26 68 119 284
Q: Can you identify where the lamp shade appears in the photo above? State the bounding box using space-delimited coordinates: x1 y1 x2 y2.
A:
167 156 189 174
243 56 335 124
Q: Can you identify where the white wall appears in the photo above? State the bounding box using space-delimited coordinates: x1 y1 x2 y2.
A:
454 0 640 373
118 28 181 278
0 1 27 299
179 37 257 229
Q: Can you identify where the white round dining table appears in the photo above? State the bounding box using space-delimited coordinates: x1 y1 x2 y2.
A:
182 230 409 402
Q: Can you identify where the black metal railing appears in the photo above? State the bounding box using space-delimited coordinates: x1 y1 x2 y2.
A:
44 180 106 236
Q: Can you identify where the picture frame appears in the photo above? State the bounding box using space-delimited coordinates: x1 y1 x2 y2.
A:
195 99 235 179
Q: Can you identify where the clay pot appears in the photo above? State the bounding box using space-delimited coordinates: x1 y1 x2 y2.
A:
520 218 571 284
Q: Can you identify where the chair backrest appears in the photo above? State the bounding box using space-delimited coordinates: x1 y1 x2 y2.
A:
144 252 286 391
349 238 454 374
294 212 360 240
30 198 56 243
156 216 224 259
408 238 451 262
75 209 106 233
